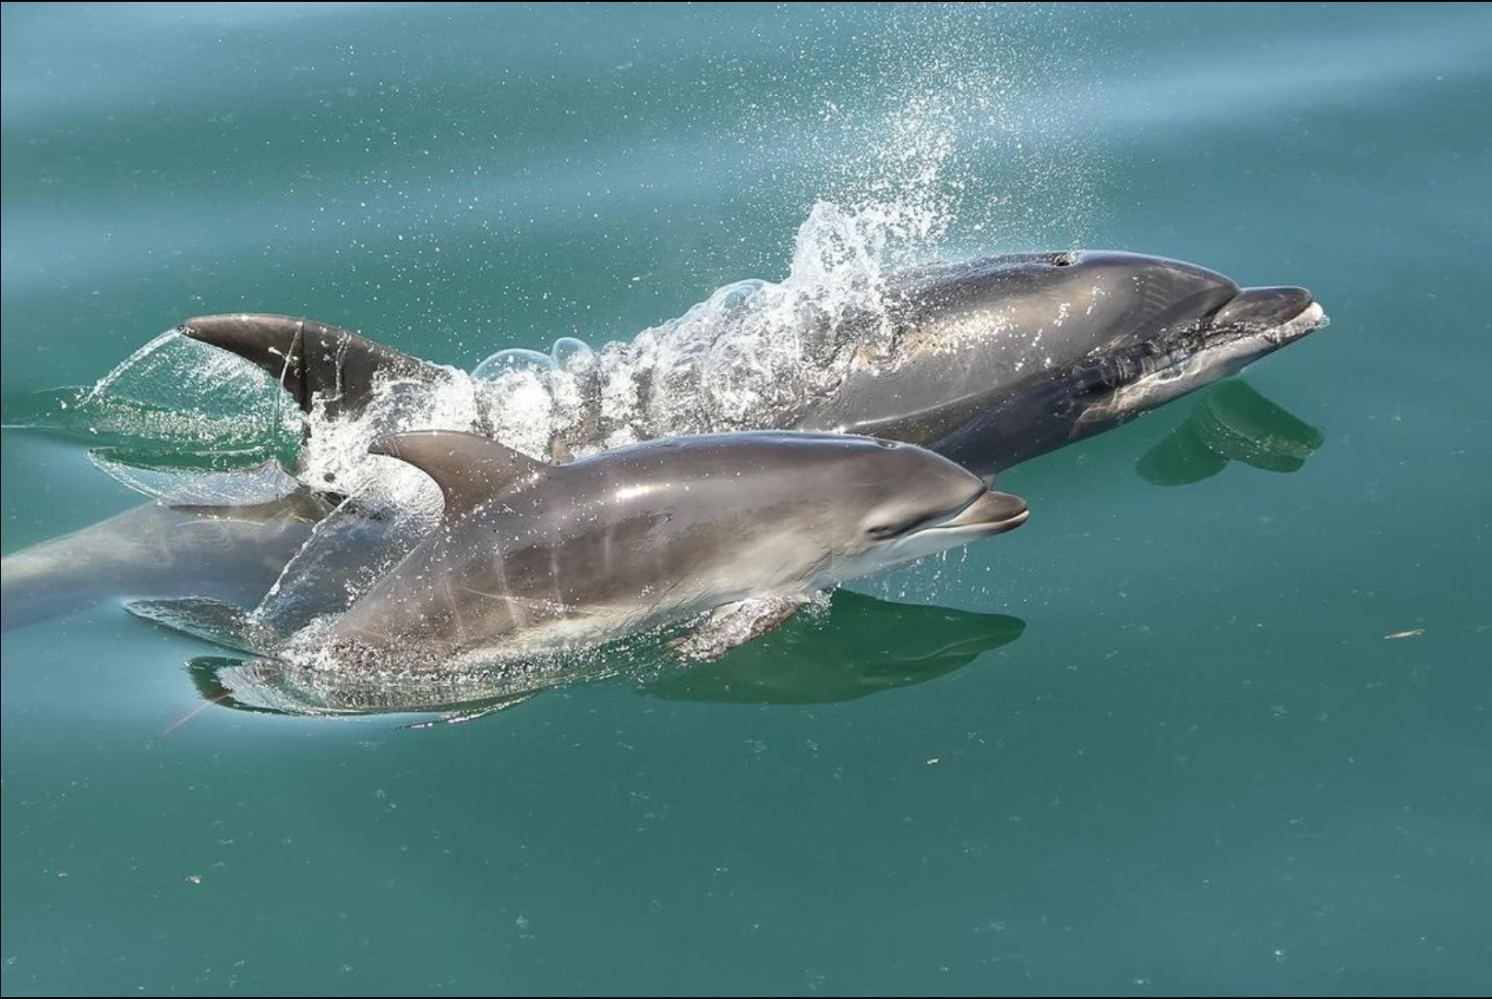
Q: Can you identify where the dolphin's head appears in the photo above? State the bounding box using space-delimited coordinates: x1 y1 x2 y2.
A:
807 436 1028 584
836 251 1328 472
892 249 1323 358
1010 251 1327 428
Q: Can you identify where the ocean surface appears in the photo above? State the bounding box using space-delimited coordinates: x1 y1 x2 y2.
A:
2 3 1489 995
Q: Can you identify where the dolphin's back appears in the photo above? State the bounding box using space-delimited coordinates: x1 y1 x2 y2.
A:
325 433 865 659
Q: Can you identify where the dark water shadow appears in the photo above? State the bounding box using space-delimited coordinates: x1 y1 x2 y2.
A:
1136 378 1325 486
641 590 1025 705
184 591 1026 724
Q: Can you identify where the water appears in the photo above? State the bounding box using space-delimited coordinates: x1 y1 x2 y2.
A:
3 2 1489 995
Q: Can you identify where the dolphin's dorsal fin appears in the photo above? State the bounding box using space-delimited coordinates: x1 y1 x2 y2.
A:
177 313 444 418
371 431 550 519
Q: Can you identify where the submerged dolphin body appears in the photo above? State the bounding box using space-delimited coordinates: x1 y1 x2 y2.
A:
0 492 327 633
1135 378 1326 486
2 250 1327 634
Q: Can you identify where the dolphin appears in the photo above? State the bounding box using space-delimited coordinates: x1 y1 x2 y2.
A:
2 250 1326 633
127 430 1028 669
220 430 1026 668
173 250 1326 476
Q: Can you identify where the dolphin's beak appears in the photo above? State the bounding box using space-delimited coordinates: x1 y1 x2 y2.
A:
934 489 1029 535
1210 286 1325 342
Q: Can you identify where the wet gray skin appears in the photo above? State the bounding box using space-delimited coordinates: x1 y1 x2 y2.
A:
800 251 1325 471
311 430 1027 669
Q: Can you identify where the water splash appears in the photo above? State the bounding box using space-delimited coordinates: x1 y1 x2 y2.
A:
4 331 304 500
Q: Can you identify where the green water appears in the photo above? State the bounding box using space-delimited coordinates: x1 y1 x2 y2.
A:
3 3 1489 995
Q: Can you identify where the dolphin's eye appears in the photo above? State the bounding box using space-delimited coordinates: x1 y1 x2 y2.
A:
867 517 926 540
1051 252 1076 267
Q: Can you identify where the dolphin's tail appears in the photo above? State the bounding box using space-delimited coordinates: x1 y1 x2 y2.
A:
177 314 448 419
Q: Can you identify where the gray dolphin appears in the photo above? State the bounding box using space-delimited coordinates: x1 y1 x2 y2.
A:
127 430 1028 669
276 430 1029 668
174 251 1325 475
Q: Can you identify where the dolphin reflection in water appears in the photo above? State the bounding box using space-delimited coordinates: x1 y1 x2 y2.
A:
1137 379 1326 486
184 591 1026 723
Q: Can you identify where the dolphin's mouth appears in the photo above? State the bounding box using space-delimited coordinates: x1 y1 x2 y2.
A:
1207 286 1328 345
1130 286 1328 380
1067 286 1329 435
923 488 1029 536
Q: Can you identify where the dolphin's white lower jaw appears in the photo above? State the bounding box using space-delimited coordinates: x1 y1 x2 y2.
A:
922 507 1030 537
1083 295 1330 429
1265 301 1329 346
825 495 1029 586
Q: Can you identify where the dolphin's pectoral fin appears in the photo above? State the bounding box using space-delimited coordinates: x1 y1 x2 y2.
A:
124 597 274 655
370 430 553 519
670 596 809 661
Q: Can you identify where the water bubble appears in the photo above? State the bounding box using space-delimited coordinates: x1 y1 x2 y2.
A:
472 348 555 382
709 280 768 316
550 337 596 372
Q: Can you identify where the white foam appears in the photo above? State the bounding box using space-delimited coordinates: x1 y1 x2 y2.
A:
296 197 939 488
